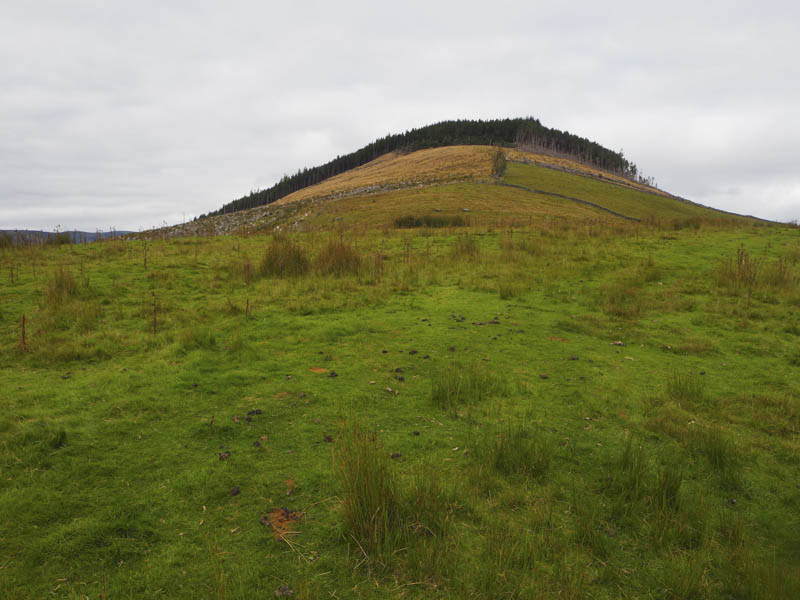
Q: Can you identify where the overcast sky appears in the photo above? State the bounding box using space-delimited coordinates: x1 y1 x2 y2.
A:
2 1 798 231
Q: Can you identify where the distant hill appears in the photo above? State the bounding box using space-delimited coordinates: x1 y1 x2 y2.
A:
206 117 647 218
0 230 134 245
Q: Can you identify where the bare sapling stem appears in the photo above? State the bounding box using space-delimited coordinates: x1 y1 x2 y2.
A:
19 314 27 350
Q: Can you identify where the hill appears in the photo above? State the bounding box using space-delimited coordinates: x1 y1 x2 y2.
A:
155 144 758 239
204 117 645 218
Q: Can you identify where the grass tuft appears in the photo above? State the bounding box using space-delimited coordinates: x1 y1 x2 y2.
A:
49 428 67 449
451 234 480 260
431 362 506 413
653 461 683 512
761 256 797 288
687 425 741 487
259 235 309 277
43 266 79 306
315 239 362 276
334 424 401 555
666 372 706 409
612 436 649 505
715 245 758 291
394 214 468 228
490 424 552 480
404 465 454 537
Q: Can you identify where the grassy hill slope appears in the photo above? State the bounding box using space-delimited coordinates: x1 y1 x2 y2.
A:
502 160 746 224
156 145 757 240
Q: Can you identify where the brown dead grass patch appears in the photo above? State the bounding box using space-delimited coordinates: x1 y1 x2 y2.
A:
275 145 497 206
261 508 303 540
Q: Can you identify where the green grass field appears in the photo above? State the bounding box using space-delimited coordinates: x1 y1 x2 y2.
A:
2 210 800 598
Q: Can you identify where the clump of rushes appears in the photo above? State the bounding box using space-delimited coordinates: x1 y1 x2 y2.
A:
394 215 468 229
431 362 506 413
334 424 402 555
491 423 552 480
611 436 649 505
666 371 706 410
259 235 309 277
315 239 361 276
714 245 758 291
43 266 79 306
451 234 479 260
